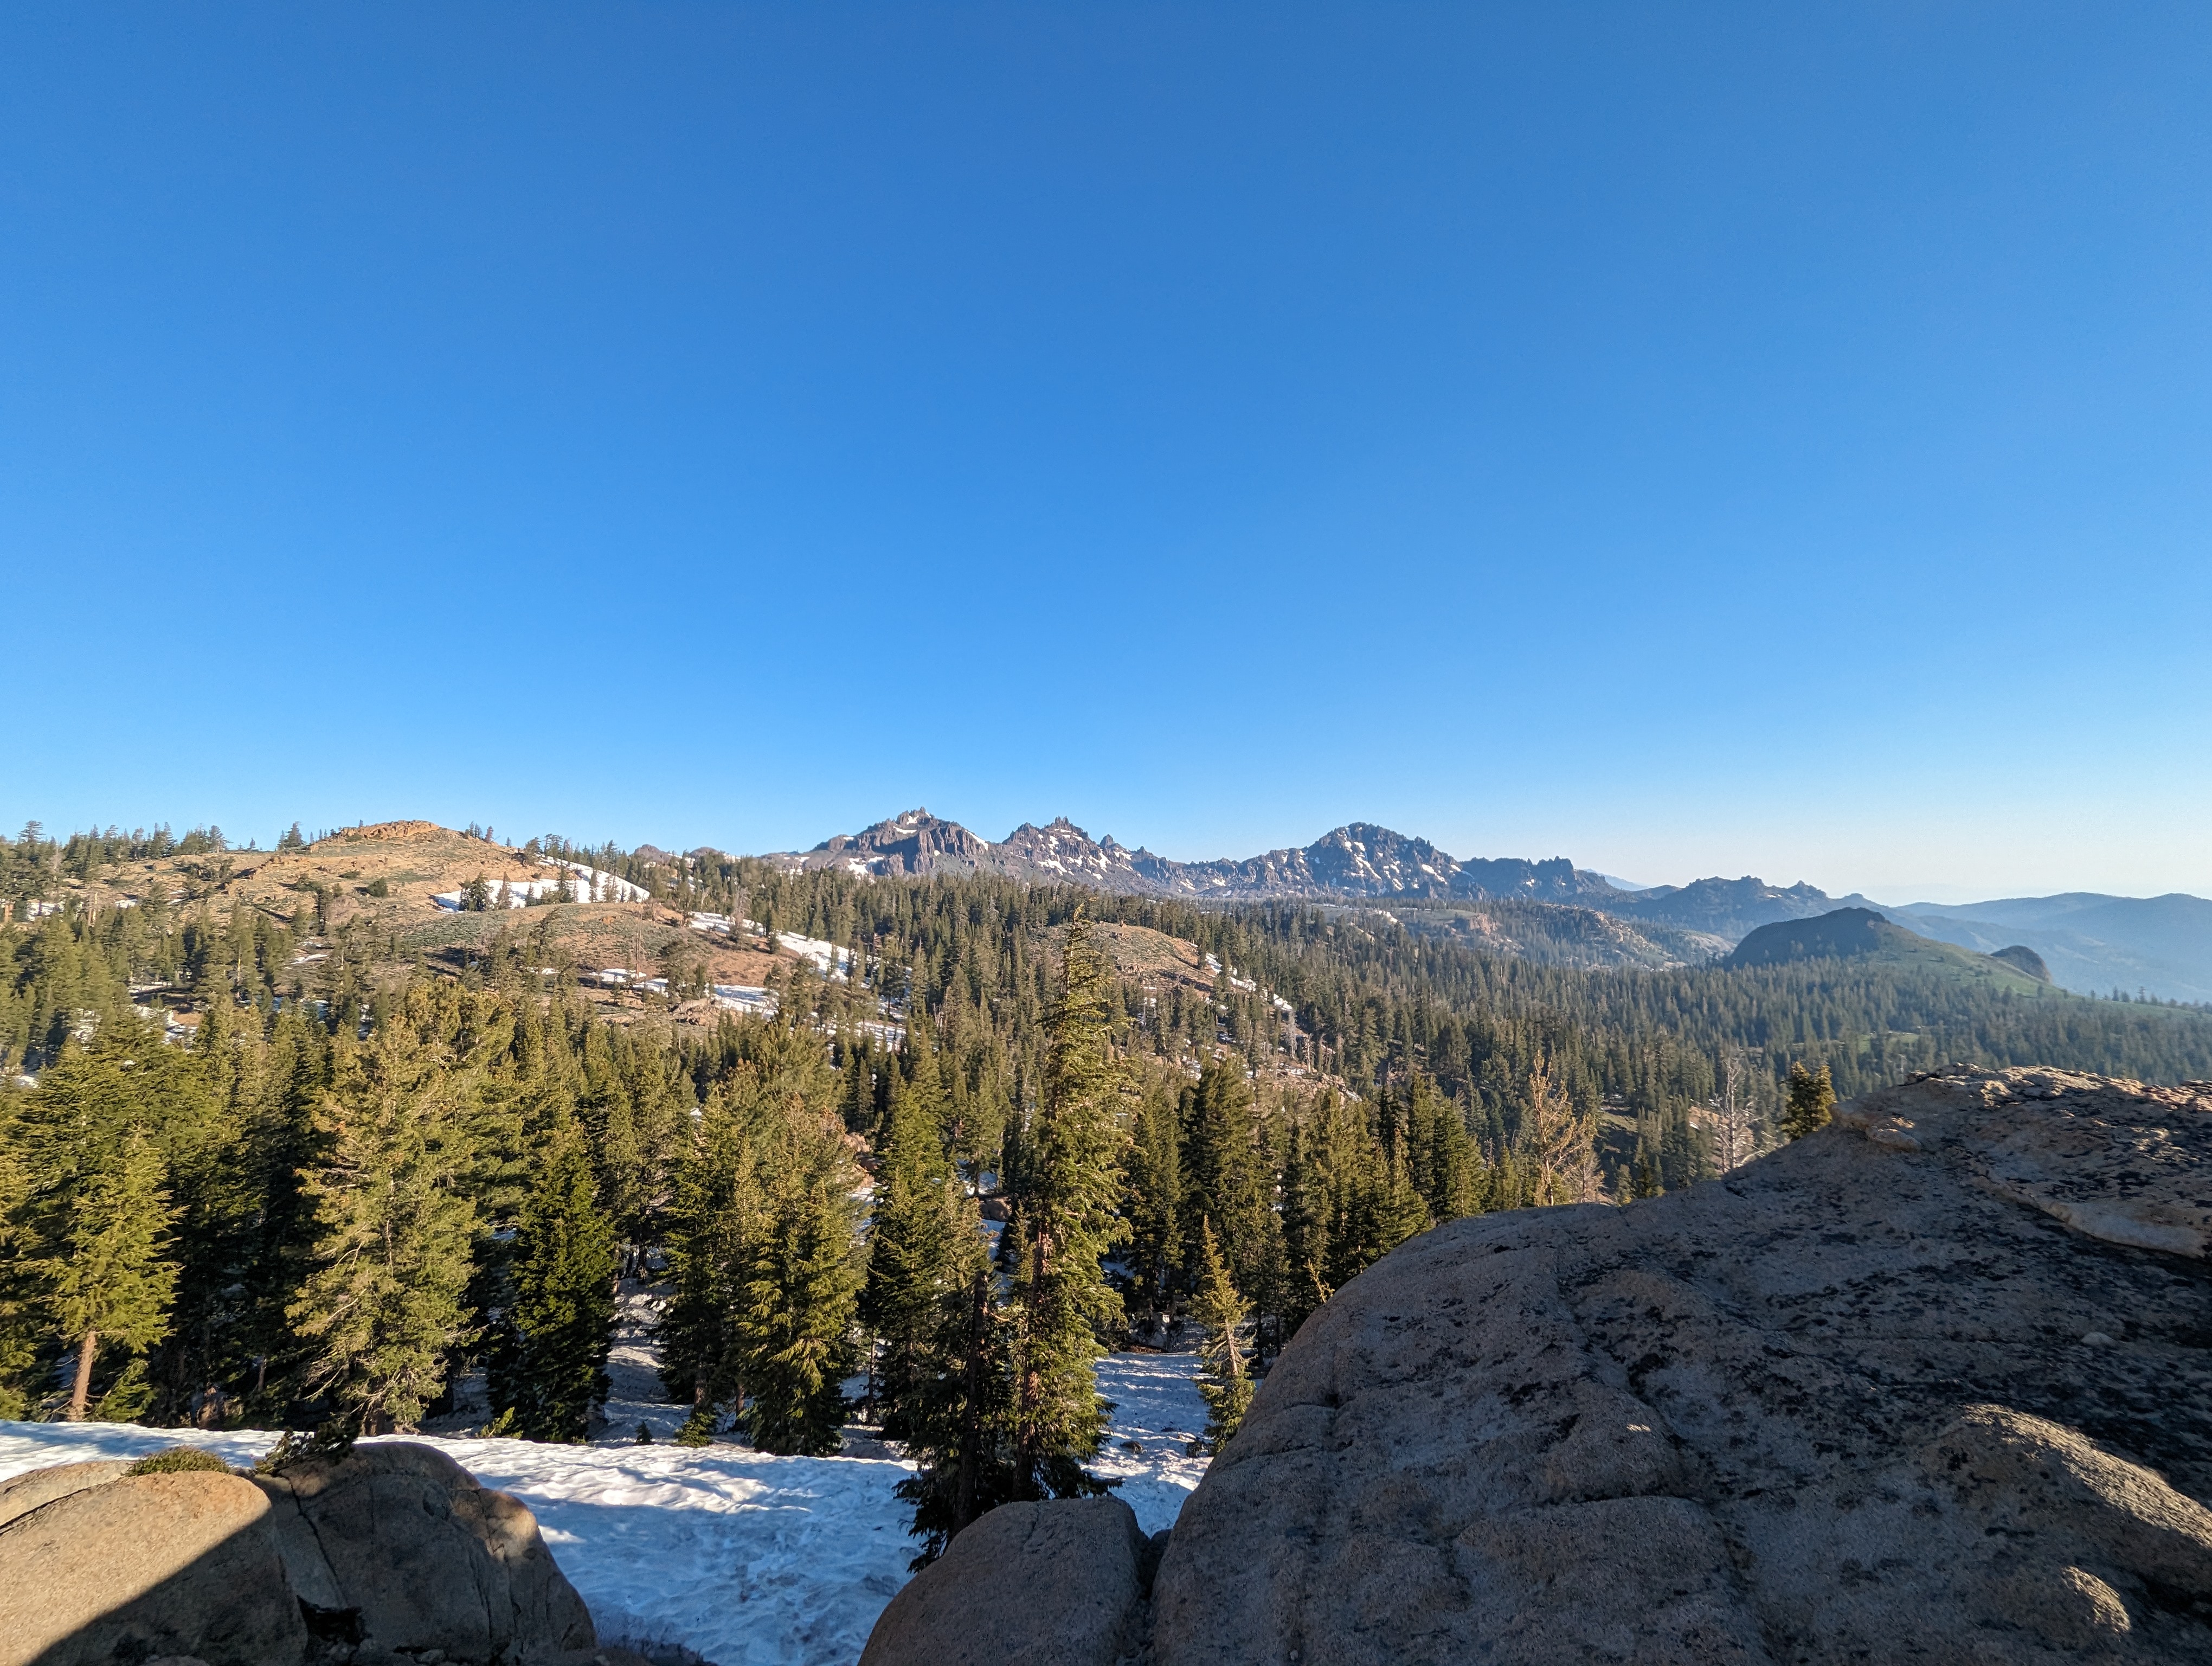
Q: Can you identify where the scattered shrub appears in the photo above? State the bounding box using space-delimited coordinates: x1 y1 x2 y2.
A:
126 1446 233 1476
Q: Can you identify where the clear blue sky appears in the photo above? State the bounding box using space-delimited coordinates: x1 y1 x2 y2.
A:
4 4 2207 901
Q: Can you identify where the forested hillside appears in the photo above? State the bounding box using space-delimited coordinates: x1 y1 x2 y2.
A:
4 817 2209 1555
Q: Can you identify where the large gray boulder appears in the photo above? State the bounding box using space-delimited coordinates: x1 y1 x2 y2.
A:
859 1493 1158 1666
255 1440 598 1661
0 1439 606 1666
0 1469 308 1666
1150 1067 2212 1664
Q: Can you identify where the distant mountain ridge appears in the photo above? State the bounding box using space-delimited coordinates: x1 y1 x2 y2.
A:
761 809 2211 1001
784 809 1628 906
773 808 1880 932
1886 893 2212 1004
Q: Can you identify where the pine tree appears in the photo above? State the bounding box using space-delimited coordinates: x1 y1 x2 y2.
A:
1123 1079 1182 1311
1400 1073 1477 1223
1783 1061 1836 1140
1629 1141 1663 1200
738 1171 863 1455
234 1005 333 1416
1180 1062 1269 1308
886 1166 1001 1565
659 1018 862 1453
288 994 481 1434
140 1026 253 1428
488 1114 616 1441
0 1093 36 1419
656 1082 766 1416
11 1037 181 1420
1004 910 1126 1501
1191 1218 1252 1452
861 1066 959 1436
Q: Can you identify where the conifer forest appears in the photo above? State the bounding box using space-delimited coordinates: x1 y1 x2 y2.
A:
5 819 2210 1555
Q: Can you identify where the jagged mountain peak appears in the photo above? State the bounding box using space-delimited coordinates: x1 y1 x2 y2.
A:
777 810 1622 909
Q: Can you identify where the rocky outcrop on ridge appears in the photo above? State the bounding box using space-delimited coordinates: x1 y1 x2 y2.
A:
0 1441 624 1666
1144 1066 2212 1663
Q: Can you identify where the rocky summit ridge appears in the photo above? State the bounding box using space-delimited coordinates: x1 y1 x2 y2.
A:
778 808 1845 922
866 1066 2212 1665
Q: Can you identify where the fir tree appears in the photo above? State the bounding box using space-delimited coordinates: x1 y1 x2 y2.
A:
11 1036 181 1420
488 1114 616 1441
0 1093 35 1419
1123 1079 1182 1310
1004 910 1126 1501
54 1124 174 1419
1629 1141 1663 1200
1191 1218 1252 1452
891 1213 1001 1565
860 1065 959 1436
656 1081 766 1415
1399 1073 1477 1223
738 1170 863 1455
234 1003 333 1414
1180 1062 1271 1309
288 994 481 1433
1783 1061 1836 1139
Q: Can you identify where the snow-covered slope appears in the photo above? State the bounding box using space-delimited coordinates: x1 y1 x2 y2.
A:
0 1352 1209 1666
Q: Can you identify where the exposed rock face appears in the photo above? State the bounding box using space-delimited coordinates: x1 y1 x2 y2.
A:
1151 1067 2212 1664
0 1457 134 1529
1993 942 2055 982
0 1440 603 1666
0 1470 307 1666
858 1494 1159 1666
256 1441 597 1662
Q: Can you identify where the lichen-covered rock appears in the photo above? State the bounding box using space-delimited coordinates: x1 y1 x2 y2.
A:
0 1470 307 1666
1150 1067 2212 1665
859 1494 1155 1666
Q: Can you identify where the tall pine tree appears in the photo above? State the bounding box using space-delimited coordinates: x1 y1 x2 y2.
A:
288 991 480 1434
657 1080 767 1418
888 1172 998 1565
12 1031 182 1420
738 1169 862 1455
1004 910 1126 1501
861 1063 960 1436
488 1113 616 1441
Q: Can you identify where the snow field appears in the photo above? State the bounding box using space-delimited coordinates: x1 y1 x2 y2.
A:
0 1350 1211 1666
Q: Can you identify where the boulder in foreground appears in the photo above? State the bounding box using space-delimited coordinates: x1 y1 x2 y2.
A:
0 1439 614 1666
1146 1066 2212 1664
859 1492 1159 1666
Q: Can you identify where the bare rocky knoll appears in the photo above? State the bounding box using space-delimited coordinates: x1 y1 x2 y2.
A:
870 1066 2212 1665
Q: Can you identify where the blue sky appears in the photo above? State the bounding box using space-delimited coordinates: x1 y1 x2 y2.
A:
3 4 2207 901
